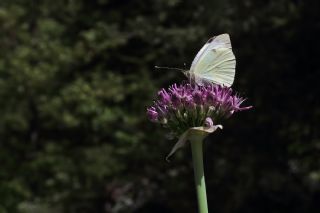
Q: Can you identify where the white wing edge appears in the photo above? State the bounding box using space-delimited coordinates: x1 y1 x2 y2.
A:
190 42 210 71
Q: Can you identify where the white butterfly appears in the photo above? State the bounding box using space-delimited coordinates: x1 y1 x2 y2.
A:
155 34 236 87
187 33 236 87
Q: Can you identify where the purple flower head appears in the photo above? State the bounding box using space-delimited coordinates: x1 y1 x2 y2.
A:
193 90 204 104
147 107 158 122
147 82 252 136
169 83 194 108
158 88 171 105
206 91 217 104
171 92 182 108
184 96 195 108
204 117 214 128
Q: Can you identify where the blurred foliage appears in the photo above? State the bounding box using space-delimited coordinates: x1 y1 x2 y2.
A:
0 0 319 212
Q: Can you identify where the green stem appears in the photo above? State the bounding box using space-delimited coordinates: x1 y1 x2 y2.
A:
190 133 208 213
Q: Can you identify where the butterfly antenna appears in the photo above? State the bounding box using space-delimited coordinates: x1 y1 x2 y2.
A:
154 66 186 72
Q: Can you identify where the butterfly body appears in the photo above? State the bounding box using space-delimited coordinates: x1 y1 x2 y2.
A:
186 33 236 87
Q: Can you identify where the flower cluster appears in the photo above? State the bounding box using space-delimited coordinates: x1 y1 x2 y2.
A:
147 82 252 136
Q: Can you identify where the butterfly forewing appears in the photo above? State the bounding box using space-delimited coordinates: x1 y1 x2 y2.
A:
190 42 210 71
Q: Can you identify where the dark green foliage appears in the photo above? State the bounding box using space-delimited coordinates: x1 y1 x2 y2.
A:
0 0 319 212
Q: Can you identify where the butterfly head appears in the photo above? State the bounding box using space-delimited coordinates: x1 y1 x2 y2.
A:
183 71 199 85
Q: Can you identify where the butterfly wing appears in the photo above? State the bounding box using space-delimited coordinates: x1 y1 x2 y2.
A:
190 34 236 87
190 41 211 70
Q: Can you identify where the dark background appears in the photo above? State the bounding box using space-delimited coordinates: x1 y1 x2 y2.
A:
0 0 319 212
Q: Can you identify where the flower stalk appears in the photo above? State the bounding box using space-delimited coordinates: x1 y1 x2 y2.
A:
190 132 208 213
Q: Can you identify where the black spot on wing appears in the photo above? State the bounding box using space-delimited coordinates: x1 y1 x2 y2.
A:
207 36 216 43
